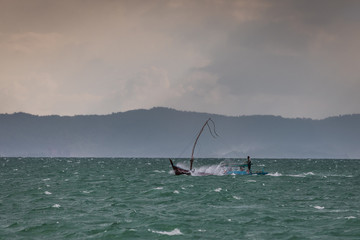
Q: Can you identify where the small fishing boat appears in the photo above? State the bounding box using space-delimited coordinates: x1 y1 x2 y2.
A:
221 162 268 175
169 118 268 176
169 118 217 176
226 170 268 175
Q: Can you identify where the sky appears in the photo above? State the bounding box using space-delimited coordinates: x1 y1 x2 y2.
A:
1 0 360 119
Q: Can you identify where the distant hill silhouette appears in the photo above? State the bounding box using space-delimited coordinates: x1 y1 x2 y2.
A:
0 107 359 158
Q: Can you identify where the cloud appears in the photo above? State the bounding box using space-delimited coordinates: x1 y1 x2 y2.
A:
0 32 70 55
119 66 174 110
0 0 360 118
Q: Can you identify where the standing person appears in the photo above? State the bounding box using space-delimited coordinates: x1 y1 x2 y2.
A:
247 156 252 173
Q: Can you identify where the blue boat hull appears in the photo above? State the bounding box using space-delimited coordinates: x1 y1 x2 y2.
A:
226 170 268 175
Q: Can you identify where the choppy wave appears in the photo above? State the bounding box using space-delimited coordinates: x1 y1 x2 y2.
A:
288 172 315 177
149 228 183 236
1 158 359 240
192 164 226 176
268 172 282 176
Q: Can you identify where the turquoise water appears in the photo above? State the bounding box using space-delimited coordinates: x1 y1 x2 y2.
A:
1 158 359 239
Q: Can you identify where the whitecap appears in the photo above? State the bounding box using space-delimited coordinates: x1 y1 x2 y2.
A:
289 172 315 177
326 174 353 178
82 190 92 194
314 206 324 210
192 164 227 176
52 204 61 208
149 228 183 236
44 191 52 195
42 178 51 181
289 174 306 178
198 229 206 232
268 172 282 177
214 188 222 192
173 190 179 194
345 216 356 219
233 196 242 200
154 187 163 190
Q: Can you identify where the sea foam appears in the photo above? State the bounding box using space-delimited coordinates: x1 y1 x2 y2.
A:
193 164 226 176
149 228 183 236
268 172 282 176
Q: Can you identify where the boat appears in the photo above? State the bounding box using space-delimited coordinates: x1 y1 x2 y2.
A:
169 118 268 176
169 159 191 175
226 170 268 175
221 162 268 175
169 118 217 175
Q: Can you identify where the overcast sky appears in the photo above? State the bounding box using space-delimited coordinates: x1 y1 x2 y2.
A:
1 0 359 118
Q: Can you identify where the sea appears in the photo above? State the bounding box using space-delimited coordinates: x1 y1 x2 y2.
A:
1 158 359 240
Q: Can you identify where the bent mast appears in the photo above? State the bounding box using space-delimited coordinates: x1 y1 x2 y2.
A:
190 118 216 170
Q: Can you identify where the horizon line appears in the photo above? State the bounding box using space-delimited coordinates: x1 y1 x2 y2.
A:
1 106 359 120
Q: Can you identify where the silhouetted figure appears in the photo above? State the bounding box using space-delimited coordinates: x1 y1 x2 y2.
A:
247 156 252 173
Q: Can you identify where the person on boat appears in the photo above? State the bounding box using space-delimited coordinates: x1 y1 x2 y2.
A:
247 156 252 173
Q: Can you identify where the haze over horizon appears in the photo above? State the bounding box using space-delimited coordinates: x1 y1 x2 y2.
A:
1 0 360 119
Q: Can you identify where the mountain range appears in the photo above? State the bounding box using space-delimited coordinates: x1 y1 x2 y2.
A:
1 107 359 158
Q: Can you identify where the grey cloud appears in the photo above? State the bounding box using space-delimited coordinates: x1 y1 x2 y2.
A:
0 0 359 118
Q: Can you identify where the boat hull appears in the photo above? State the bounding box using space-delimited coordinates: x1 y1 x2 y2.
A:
169 158 268 176
226 170 268 175
169 159 191 175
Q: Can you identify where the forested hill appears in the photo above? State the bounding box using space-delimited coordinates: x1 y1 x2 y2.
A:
1 107 359 158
